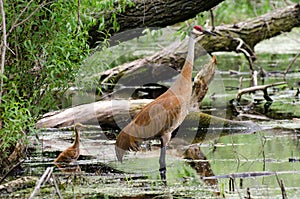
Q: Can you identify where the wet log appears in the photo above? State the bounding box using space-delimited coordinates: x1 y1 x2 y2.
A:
97 4 300 88
88 0 225 47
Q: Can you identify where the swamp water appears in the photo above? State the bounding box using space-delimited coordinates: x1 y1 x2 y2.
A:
2 28 300 198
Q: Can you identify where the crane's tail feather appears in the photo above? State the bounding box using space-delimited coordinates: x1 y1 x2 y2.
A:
115 145 125 162
115 131 142 162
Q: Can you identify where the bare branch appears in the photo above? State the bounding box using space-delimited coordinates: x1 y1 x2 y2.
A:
234 37 256 71
236 82 287 102
29 167 54 199
0 0 7 105
284 52 300 78
210 9 215 31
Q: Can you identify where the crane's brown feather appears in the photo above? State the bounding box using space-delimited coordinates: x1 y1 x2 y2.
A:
54 146 80 163
115 91 187 161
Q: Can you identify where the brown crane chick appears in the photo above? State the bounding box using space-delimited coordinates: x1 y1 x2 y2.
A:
54 123 85 171
115 25 216 185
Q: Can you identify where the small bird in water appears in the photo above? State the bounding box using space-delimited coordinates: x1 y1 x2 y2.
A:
54 123 85 172
115 25 216 185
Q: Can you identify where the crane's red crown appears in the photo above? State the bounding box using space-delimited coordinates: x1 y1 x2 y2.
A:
193 25 203 32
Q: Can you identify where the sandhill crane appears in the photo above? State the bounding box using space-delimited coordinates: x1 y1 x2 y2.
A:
54 123 85 171
115 25 215 185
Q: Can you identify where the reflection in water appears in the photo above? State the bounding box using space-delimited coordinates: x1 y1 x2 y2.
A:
54 162 81 173
182 145 217 186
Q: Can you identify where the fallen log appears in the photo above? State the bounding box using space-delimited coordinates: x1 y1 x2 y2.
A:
36 98 152 128
37 56 217 128
37 56 260 142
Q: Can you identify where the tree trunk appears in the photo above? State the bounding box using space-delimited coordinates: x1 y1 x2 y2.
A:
88 0 225 47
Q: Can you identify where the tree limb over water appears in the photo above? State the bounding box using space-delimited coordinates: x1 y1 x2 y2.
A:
97 4 300 89
203 3 300 67
88 0 225 47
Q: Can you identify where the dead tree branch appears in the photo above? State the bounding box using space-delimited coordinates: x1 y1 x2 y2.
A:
0 0 7 105
29 167 62 199
205 4 300 52
236 82 287 102
284 52 300 78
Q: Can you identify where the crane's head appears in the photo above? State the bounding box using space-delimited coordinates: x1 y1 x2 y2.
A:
192 25 216 36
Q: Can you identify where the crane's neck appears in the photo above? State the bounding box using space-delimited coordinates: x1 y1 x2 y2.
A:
169 34 195 97
181 34 195 80
73 128 80 147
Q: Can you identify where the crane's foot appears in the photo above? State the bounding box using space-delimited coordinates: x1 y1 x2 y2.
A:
159 167 167 186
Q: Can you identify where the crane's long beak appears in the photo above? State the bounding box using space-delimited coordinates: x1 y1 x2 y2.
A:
202 29 217 36
192 28 217 37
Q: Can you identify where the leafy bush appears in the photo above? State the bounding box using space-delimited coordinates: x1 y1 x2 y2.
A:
0 0 92 173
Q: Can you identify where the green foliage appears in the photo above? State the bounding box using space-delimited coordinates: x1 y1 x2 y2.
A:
0 94 34 158
0 0 135 172
213 0 299 24
3 0 90 111
81 0 134 33
0 0 94 170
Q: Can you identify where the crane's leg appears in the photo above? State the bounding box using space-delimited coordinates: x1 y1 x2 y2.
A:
159 145 167 185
